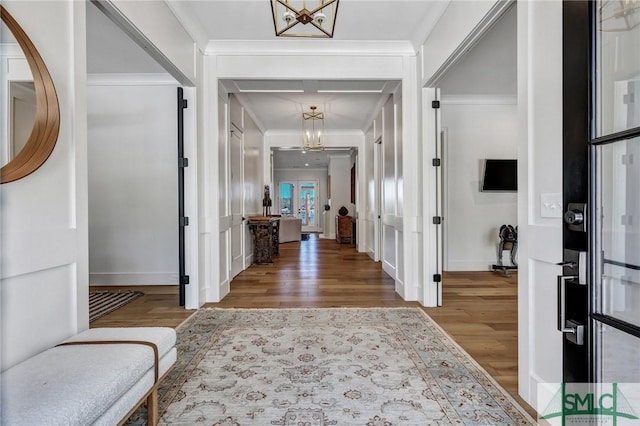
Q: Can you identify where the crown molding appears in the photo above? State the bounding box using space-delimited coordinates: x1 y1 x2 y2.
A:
205 40 416 56
265 129 364 137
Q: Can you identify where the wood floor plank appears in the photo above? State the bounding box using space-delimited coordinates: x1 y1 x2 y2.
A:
90 234 535 418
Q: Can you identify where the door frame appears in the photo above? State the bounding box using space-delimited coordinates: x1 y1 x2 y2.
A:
230 125 245 278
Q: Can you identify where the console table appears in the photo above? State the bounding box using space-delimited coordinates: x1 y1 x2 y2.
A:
248 216 280 264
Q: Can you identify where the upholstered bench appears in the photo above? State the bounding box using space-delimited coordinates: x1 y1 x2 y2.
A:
1 327 176 426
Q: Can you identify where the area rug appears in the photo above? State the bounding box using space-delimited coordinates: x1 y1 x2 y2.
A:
89 290 143 322
128 308 535 425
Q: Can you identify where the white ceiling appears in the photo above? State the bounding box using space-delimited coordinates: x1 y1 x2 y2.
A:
86 0 450 168
167 1 448 49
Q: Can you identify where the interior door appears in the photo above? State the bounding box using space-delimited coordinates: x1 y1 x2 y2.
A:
590 0 640 384
374 137 382 261
230 126 244 278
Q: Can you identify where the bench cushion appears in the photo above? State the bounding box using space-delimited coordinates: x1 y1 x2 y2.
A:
1 327 176 426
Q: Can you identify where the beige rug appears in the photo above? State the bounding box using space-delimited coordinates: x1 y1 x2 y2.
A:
129 308 535 425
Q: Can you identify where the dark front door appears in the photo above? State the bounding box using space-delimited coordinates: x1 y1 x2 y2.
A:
561 0 640 383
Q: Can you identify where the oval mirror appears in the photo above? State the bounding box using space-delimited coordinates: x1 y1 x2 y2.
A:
0 6 59 184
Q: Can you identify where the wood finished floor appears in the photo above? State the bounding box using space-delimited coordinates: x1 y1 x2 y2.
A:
91 234 534 417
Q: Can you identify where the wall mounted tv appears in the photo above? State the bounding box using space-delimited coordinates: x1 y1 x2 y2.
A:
481 159 517 192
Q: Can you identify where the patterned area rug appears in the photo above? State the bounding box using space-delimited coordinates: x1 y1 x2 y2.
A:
89 290 143 322
129 308 535 425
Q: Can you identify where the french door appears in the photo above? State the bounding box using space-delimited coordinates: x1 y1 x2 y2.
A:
590 0 640 383
278 181 318 232
561 0 640 383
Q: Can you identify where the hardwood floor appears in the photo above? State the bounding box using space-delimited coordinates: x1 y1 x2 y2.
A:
91 234 534 417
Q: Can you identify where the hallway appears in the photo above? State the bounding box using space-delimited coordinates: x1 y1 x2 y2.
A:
91 234 531 414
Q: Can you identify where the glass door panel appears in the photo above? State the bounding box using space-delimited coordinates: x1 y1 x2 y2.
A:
595 1 640 137
299 181 317 231
596 137 640 328
592 0 640 383
279 182 295 217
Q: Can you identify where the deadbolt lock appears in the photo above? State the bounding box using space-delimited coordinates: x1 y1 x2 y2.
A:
564 203 587 232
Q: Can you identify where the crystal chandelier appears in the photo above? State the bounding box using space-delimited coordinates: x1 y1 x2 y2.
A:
302 106 324 151
270 0 339 38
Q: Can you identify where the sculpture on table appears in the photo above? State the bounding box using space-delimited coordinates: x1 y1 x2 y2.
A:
263 185 272 216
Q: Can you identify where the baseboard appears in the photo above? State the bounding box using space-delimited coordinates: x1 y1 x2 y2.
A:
89 272 178 286
445 260 511 271
382 261 396 279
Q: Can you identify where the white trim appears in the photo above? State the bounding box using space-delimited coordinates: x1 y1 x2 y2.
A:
440 94 517 105
265 129 364 137
423 1 515 87
87 73 178 86
205 40 416 56
89 272 178 286
274 168 327 172
445 261 500 271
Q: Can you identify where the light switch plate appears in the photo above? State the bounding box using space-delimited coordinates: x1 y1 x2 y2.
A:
541 193 563 218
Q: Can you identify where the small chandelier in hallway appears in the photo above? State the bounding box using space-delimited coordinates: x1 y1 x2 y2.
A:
270 0 339 38
302 105 324 151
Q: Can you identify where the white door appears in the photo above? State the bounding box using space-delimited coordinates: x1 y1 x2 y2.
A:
373 137 382 261
230 127 244 278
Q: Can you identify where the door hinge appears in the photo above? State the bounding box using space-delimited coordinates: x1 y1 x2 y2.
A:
433 216 442 225
433 274 442 283
180 217 189 226
432 158 441 167
432 100 440 109
181 99 188 109
178 157 189 168
181 275 190 285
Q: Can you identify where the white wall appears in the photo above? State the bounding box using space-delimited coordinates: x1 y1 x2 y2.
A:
1 1 88 370
438 4 517 272
242 110 263 217
87 78 179 286
440 102 517 271
328 154 353 238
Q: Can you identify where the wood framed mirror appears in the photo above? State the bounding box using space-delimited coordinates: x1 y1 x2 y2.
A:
1 6 59 184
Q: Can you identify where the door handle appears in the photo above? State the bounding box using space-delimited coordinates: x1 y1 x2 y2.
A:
557 275 584 345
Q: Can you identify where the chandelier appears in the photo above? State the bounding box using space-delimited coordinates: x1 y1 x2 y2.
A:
302 106 324 151
270 0 339 38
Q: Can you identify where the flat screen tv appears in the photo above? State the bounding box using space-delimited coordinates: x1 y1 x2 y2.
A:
481 159 517 192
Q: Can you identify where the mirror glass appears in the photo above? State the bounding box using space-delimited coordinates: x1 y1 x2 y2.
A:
1 19 35 167
0 6 59 184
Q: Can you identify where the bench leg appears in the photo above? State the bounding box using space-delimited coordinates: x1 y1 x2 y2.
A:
146 388 158 426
